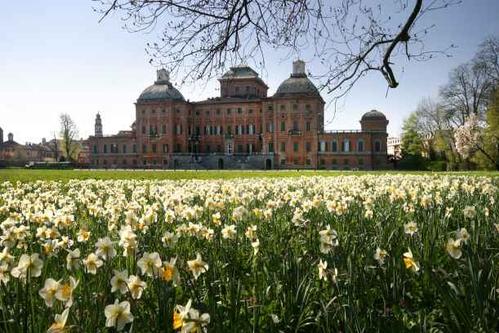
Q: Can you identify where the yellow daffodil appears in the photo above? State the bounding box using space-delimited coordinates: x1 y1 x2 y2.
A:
403 248 420 273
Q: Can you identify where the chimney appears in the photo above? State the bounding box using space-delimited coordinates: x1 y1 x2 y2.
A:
292 60 306 77
42 138 46 144
8 132 13 142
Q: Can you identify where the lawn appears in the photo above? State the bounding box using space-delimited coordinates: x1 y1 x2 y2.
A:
0 168 498 182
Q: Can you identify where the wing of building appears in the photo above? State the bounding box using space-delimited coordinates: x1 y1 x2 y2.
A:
87 61 389 170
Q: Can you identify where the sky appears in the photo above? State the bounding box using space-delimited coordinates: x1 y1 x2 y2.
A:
0 0 498 144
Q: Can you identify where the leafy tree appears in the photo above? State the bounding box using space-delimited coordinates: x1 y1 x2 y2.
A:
59 114 80 162
399 112 427 170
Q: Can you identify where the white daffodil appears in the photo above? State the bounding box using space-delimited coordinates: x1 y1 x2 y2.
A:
221 225 237 240
83 253 103 275
161 231 178 247
66 248 80 271
110 270 129 294
105 300 134 331
95 237 116 261
446 238 462 259
374 247 389 266
318 259 328 281
457 228 470 243
39 278 60 308
404 222 418 236
47 308 70 333
127 275 147 300
137 252 162 277
187 253 209 280
55 276 79 308
319 226 339 254
160 257 180 286
11 253 43 279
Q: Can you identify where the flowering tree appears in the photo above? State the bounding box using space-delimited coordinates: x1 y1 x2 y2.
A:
455 113 498 169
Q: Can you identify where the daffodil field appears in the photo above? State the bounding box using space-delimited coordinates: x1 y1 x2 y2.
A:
0 175 498 332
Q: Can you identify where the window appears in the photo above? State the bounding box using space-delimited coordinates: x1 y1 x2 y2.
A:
358 158 364 165
162 144 169 153
306 142 311 152
293 120 299 131
281 159 286 165
133 144 137 153
216 109 221 115
206 145 211 153
280 104 285 110
175 144 181 152
332 158 337 165
293 104 298 110
306 122 311 131
162 124 167 134
293 142 299 152
176 124 182 135
103 144 108 154
227 108 231 115
247 143 253 154
142 144 147 153
142 126 146 134
268 142 274 153
357 140 364 152
227 126 232 134
375 140 381 152
152 144 157 153
319 141 326 152
342 139 350 152
332 140 338 152
237 108 242 114
267 123 274 133
123 145 127 154
280 142 286 152
280 121 286 132
237 144 243 153
226 142 233 155
93 145 98 154
344 158 349 165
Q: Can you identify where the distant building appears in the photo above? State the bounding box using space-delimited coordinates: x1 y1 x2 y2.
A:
387 136 402 159
86 61 390 170
0 130 55 166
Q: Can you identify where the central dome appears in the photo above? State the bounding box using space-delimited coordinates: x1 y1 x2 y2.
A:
137 69 185 102
274 60 321 98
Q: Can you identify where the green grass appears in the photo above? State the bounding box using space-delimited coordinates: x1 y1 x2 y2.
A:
0 168 498 182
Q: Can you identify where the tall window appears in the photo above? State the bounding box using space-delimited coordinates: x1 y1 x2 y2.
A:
103 144 108 154
142 144 147 153
162 124 167 134
342 139 350 152
123 145 127 154
306 142 311 152
306 122 311 131
357 140 364 152
293 142 299 152
93 145 98 154
332 140 337 152
162 144 168 153
133 144 137 153
268 142 274 153
375 140 381 152
319 141 326 152
152 144 157 153
280 142 286 152
280 121 286 132
293 120 299 131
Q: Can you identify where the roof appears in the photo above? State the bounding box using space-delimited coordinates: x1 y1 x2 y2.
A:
221 65 259 79
274 74 321 98
361 110 387 121
194 96 262 105
137 82 185 102
0 140 22 148
138 69 185 102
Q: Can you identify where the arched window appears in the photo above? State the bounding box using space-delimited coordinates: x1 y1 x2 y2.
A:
342 139 350 152
331 140 338 152
357 140 364 152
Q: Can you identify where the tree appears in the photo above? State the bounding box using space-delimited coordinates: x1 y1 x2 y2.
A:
93 0 458 96
399 112 428 170
59 114 80 162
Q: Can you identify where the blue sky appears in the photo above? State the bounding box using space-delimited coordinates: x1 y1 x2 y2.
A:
0 0 498 144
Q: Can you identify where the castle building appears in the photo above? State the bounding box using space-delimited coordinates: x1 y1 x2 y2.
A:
87 61 389 170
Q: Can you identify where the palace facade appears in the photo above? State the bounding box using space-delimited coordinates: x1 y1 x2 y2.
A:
87 61 389 170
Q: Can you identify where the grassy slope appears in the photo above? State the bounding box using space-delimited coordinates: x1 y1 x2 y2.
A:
0 168 498 182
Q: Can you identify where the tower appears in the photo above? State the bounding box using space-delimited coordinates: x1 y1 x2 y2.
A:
292 59 306 77
7 133 13 142
0 127 3 144
95 113 103 137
